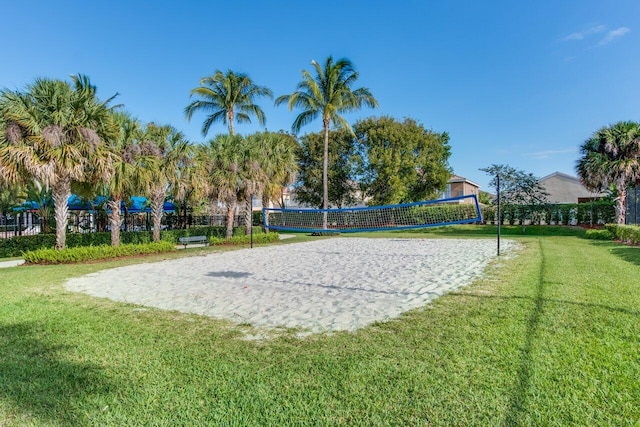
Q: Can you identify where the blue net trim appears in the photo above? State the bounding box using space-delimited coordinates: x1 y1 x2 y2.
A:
263 195 482 233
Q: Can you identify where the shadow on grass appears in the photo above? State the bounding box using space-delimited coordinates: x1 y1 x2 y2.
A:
500 240 547 426
0 322 111 426
608 246 640 267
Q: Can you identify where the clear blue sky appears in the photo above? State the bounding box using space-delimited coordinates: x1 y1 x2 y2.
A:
2 0 638 191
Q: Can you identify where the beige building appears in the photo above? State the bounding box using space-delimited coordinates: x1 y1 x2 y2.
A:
538 172 602 204
444 175 481 203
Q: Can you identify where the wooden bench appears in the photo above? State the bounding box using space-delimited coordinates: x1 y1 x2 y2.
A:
178 235 209 248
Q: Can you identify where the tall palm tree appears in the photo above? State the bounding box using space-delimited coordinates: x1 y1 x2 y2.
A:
139 123 191 242
0 75 116 249
276 56 378 228
577 121 640 224
185 70 273 136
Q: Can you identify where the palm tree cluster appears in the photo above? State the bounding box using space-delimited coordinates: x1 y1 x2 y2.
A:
576 121 640 224
1 56 377 248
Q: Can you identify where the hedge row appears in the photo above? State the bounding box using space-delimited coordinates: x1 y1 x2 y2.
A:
22 241 176 264
584 229 614 240
209 232 280 246
481 201 615 226
605 224 640 245
0 225 262 258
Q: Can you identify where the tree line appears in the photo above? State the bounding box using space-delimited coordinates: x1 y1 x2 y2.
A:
0 57 453 250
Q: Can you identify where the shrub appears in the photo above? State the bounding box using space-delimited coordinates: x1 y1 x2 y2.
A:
584 229 614 240
209 232 280 246
0 226 259 258
605 224 640 245
22 241 176 265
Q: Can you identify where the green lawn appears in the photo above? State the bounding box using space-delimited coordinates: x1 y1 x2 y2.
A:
1 232 639 425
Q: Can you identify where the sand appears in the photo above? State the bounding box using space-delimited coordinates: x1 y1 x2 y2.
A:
65 237 518 334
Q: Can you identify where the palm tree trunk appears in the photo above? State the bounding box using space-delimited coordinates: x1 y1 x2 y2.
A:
228 109 235 136
225 199 236 240
244 196 252 236
616 187 627 224
107 198 122 246
52 175 71 250
151 187 165 242
322 117 330 229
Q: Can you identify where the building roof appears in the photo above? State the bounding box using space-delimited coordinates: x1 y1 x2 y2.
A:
539 171 582 184
449 175 480 188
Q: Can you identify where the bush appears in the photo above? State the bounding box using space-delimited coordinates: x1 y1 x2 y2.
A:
584 229 614 240
0 226 259 258
605 224 640 245
209 232 280 246
22 241 176 265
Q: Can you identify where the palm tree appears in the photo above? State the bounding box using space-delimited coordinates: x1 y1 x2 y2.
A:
577 121 640 224
104 111 144 246
248 131 298 209
275 56 378 228
237 135 267 235
0 75 116 249
185 70 273 136
139 123 191 242
198 134 244 239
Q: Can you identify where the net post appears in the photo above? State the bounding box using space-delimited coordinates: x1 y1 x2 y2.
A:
497 174 501 257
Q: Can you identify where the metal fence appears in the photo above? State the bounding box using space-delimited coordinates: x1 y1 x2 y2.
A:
627 187 640 225
1 211 253 239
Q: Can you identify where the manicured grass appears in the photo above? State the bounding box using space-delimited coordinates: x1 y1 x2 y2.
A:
0 233 638 425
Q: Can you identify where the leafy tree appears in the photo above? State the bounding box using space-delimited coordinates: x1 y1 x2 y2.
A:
185 70 273 136
576 121 640 224
295 128 363 208
0 75 117 249
139 123 192 242
355 116 451 205
276 56 378 227
481 164 548 228
478 190 493 205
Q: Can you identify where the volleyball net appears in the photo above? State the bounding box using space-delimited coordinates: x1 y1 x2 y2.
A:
262 194 482 233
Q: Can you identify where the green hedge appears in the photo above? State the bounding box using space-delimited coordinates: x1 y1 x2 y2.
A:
209 232 280 246
0 226 261 258
481 201 615 226
584 229 614 240
605 224 640 245
23 241 176 265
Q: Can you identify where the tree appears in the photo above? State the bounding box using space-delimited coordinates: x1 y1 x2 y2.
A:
185 70 273 136
295 128 362 208
355 116 451 205
246 131 298 220
197 134 244 239
0 75 117 249
104 111 144 246
139 123 191 242
276 56 378 228
576 121 640 224
481 164 548 228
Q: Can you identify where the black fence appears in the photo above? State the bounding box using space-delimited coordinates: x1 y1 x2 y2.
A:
1 211 255 239
627 187 640 225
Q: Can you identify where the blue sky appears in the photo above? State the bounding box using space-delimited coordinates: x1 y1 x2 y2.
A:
2 0 638 191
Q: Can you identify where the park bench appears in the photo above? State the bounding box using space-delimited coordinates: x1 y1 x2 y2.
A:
178 235 209 248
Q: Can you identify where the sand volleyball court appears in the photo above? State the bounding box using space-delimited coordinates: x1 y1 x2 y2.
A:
65 237 517 333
